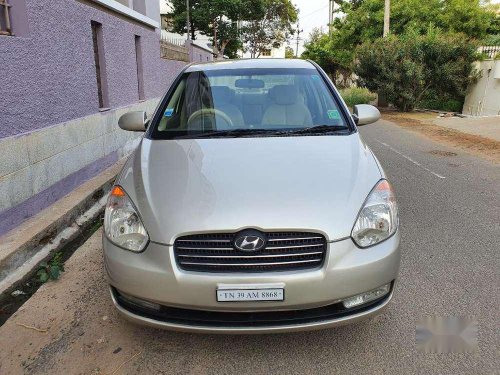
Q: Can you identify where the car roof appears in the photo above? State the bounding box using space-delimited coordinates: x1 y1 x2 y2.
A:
185 58 316 72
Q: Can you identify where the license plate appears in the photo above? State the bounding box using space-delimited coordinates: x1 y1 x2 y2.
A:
217 288 284 302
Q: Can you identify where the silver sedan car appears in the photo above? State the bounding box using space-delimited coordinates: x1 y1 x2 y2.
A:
103 59 400 334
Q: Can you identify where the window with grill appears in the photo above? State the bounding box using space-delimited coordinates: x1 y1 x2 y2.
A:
0 0 12 36
0 0 28 37
91 21 109 109
135 35 145 101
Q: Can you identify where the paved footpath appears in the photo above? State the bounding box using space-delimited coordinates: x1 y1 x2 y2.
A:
433 115 500 142
0 119 499 374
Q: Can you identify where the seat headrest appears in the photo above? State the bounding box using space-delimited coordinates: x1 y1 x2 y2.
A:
210 86 234 104
269 85 300 105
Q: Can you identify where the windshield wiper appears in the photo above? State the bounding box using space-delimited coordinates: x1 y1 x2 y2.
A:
173 126 349 139
174 129 273 139
272 125 350 136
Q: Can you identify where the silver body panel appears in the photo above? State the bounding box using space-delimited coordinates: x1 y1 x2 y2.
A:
118 134 382 245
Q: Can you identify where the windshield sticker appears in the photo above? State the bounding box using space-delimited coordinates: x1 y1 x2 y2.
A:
311 75 320 81
164 108 174 117
327 110 341 120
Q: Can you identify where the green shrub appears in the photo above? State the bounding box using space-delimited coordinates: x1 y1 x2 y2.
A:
418 98 463 113
417 89 464 112
340 87 376 107
355 27 479 112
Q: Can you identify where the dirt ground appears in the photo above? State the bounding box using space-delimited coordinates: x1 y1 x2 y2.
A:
0 231 144 375
381 111 500 164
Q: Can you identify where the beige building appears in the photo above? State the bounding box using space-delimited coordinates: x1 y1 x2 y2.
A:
463 47 500 117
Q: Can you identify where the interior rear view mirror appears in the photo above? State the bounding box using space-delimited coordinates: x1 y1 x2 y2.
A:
235 79 265 89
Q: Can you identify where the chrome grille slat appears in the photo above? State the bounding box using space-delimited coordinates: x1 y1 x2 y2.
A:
180 259 322 267
266 243 324 249
176 239 231 243
174 231 326 272
177 251 324 259
176 247 233 251
176 243 324 251
267 237 323 241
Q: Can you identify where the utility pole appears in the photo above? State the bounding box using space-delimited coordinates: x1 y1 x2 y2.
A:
383 0 390 37
295 21 303 58
185 0 190 41
329 0 334 36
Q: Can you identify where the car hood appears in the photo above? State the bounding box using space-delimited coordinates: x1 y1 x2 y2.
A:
118 134 382 244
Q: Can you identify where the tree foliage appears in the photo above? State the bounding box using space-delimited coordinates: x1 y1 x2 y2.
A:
355 28 480 111
168 0 263 58
301 28 353 85
240 0 298 58
167 0 296 59
285 46 295 58
302 0 499 80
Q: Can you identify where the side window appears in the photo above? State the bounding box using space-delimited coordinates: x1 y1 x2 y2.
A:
311 76 344 126
157 72 215 132
158 78 186 131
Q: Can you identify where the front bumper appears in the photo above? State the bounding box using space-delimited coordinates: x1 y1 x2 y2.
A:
103 231 400 333
110 284 394 334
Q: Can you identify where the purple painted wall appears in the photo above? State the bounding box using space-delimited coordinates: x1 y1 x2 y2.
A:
0 0 186 139
188 42 214 63
0 151 118 235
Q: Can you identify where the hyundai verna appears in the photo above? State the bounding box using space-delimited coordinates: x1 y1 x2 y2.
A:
103 59 400 333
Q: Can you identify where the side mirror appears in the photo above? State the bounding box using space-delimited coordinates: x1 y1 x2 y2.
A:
118 111 148 132
352 104 381 126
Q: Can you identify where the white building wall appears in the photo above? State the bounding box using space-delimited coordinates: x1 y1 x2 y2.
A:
463 59 500 117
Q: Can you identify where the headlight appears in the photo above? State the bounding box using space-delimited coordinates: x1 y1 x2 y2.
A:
351 180 399 248
104 186 149 252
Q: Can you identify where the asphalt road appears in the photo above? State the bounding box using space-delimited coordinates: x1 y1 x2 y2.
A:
0 120 499 374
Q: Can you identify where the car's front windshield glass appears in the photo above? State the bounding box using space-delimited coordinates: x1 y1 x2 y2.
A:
151 67 350 139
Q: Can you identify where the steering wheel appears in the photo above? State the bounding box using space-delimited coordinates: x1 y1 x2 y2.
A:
187 108 234 130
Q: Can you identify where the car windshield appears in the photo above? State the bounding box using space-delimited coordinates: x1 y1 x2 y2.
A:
151 67 351 139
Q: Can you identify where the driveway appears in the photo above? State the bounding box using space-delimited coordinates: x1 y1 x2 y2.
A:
0 119 499 374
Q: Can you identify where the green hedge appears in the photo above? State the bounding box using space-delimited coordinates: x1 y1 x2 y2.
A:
418 89 464 112
339 87 376 107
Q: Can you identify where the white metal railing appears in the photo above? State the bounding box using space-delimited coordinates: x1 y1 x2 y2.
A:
160 35 186 47
479 46 500 60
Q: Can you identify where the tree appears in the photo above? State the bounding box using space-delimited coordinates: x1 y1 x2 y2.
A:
304 0 498 85
301 29 336 73
285 46 295 58
168 0 265 58
355 27 480 111
168 0 201 41
240 0 298 58
331 0 498 41
301 28 354 86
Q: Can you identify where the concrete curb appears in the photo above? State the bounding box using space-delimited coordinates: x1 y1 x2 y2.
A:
0 159 126 296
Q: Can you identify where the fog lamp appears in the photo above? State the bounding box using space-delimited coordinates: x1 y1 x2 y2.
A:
119 291 161 311
342 283 391 309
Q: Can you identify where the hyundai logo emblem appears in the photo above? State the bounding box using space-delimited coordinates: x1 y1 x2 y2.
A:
234 230 266 252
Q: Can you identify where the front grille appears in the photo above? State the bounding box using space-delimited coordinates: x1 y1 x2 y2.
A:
174 231 327 272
